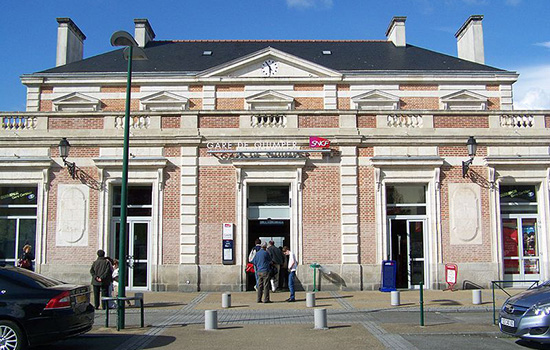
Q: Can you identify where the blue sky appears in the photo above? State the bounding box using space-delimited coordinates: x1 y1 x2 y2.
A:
0 0 548 111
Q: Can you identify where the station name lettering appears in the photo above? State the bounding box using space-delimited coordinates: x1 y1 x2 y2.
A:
207 141 298 149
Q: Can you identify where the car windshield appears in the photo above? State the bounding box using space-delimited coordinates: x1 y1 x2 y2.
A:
11 267 65 288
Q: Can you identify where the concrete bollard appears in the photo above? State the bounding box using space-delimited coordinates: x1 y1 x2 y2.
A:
222 293 231 308
472 289 482 305
390 290 400 306
205 310 218 330
306 292 316 307
314 308 328 329
134 292 144 307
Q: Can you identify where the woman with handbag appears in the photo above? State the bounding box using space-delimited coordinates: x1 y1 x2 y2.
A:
18 244 34 271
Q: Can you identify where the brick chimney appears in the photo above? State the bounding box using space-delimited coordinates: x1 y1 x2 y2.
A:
386 16 406 47
455 15 485 64
56 18 86 67
134 19 156 47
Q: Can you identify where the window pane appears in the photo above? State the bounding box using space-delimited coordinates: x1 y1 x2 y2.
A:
17 219 36 257
113 185 152 206
500 185 537 204
522 219 537 256
524 259 539 274
504 259 520 274
386 206 426 215
249 186 289 206
0 186 38 205
386 185 426 204
0 219 16 260
502 219 518 258
0 208 38 216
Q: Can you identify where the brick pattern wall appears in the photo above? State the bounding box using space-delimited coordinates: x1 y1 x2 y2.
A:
439 146 487 157
100 86 140 93
302 165 341 264
49 117 103 130
337 84 350 91
358 166 376 264
546 115 550 128
198 167 236 264
216 85 245 92
164 146 181 157
400 97 439 110
189 85 203 92
337 98 350 109
440 165 492 262
294 84 324 91
50 146 100 158
39 101 52 111
102 99 140 112
199 115 239 128
486 85 499 91
162 116 181 129
433 115 489 128
295 98 324 110
216 98 244 110
358 147 374 157
189 98 202 110
488 97 500 110
46 168 100 264
41 86 54 94
399 84 438 91
162 163 181 264
357 115 376 128
299 115 339 128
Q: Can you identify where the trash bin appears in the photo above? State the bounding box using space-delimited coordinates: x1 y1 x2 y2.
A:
379 260 397 292
310 263 321 292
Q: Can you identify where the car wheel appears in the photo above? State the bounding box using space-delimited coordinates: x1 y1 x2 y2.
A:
0 320 26 350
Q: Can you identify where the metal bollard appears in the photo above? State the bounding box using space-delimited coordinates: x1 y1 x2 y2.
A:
306 292 316 307
390 290 400 306
205 310 218 330
222 293 231 308
472 289 482 305
314 308 328 329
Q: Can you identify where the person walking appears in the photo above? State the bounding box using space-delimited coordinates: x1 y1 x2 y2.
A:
267 240 284 292
90 249 113 310
252 242 272 303
282 246 297 302
17 244 34 271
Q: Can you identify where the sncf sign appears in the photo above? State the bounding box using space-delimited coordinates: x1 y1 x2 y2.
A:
309 137 330 149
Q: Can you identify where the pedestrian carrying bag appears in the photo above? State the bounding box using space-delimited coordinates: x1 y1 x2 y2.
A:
246 263 255 273
17 258 31 269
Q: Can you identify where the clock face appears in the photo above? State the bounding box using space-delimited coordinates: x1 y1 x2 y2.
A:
261 59 278 76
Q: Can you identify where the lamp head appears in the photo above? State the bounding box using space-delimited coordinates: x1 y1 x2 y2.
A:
58 137 70 160
110 31 139 47
466 136 477 158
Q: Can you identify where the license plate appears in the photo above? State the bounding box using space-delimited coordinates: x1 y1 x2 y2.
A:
501 317 514 327
76 294 87 304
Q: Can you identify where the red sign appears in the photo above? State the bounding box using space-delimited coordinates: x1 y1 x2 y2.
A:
444 263 458 291
309 136 330 148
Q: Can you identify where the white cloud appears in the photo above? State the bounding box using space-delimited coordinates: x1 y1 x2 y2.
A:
286 0 333 9
535 41 550 49
513 65 550 110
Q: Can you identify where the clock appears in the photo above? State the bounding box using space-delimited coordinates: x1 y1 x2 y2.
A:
261 59 278 76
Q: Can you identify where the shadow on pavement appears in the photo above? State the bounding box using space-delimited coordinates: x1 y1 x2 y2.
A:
145 302 186 308
430 299 462 306
34 334 176 350
516 339 550 349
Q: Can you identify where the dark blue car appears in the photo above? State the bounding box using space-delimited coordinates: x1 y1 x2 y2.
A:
0 265 94 349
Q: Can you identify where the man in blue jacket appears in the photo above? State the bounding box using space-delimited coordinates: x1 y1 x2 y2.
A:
252 242 272 303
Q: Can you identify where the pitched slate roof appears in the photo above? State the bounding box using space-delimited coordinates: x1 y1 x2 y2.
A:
38 40 506 74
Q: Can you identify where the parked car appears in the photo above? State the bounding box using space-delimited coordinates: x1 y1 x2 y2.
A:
0 264 94 349
499 280 550 344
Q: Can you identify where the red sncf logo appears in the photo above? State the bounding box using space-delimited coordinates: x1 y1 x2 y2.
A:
309 137 330 148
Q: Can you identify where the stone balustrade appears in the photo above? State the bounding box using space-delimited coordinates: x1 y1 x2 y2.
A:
500 114 535 128
251 114 286 128
2 115 38 130
387 114 423 128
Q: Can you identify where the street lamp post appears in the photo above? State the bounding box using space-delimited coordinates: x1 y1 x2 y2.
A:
110 31 147 330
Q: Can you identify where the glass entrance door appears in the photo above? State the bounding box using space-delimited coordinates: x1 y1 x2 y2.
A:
390 219 425 289
502 216 539 282
112 220 150 290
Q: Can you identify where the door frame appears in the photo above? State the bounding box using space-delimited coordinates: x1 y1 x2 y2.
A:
501 214 540 283
388 217 428 289
110 217 152 291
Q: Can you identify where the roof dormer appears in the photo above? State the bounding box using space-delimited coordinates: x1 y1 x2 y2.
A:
140 91 189 111
245 90 294 111
351 90 400 110
441 90 487 110
51 92 101 112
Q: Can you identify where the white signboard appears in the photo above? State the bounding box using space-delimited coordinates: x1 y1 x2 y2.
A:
222 223 233 240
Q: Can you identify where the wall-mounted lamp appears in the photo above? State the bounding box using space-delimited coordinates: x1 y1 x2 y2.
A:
58 137 77 179
462 136 477 178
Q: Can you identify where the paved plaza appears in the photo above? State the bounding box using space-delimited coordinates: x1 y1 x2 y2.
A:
36 290 547 350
